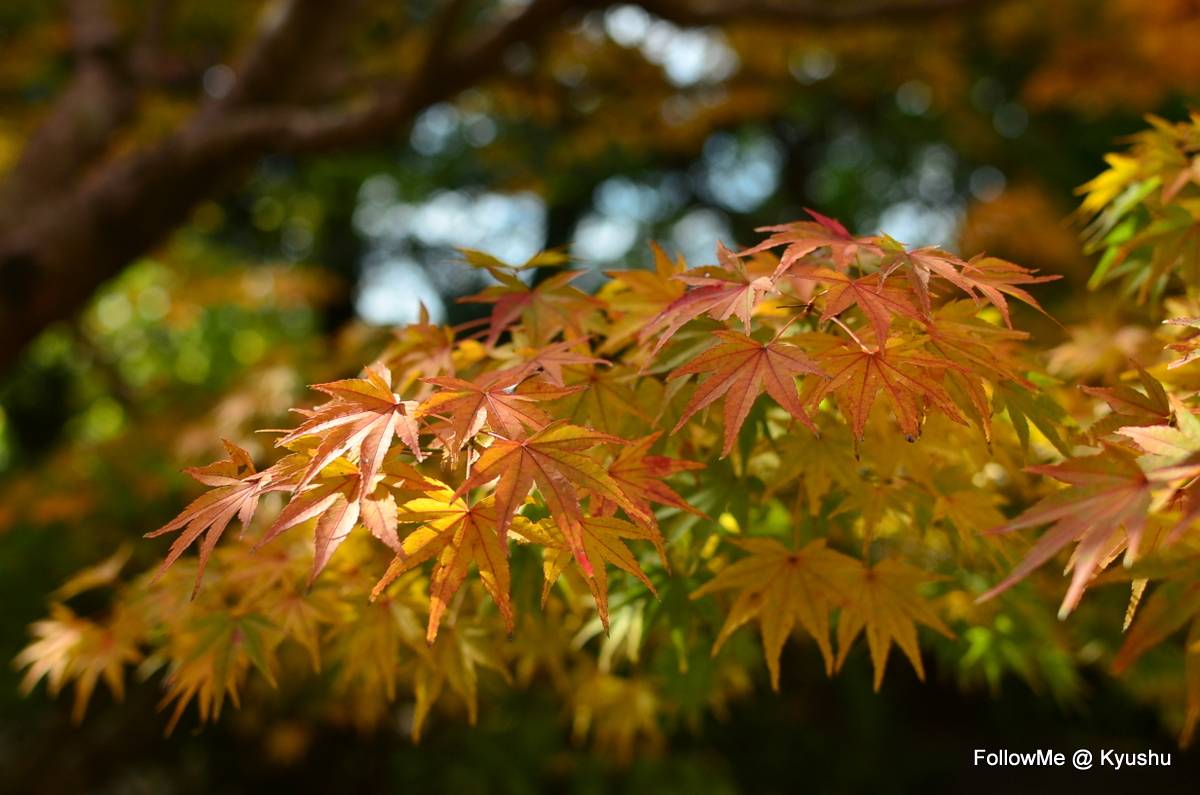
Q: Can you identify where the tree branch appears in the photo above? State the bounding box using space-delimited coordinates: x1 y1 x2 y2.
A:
640 0 985 26
416 0 473 80
0 0 135 225
217 0 366 109
0 0 584 374
0 0 983 375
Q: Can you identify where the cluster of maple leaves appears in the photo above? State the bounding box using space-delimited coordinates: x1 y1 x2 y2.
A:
142 208 1060 693
24 114 1200 744
1045 113 1200 743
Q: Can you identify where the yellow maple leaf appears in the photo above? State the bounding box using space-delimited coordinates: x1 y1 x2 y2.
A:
834 559 953 690
691 537 859 688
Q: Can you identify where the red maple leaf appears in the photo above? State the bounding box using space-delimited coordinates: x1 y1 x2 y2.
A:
741 208 882 277
807 339 966 441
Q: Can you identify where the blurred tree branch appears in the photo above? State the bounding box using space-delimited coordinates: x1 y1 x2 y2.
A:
0 0 134 222
0 0 983 375
642 0 985 25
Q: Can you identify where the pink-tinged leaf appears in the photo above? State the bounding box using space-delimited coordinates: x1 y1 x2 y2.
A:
360 488 401 552
743 210 882 276
277 364 423 497
640 244 776 353
257 473 357 550
311 493 360 583
146 441 266 596
978 445 1152 617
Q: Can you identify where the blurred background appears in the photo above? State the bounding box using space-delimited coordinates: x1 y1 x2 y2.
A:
2 0 1200 791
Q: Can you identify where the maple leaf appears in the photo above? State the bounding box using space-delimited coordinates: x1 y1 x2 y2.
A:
1080 363 1169 426
978 445 1153 617
458 247 570 278
372 493 512 643
411 617 510 740
922 302 1033 386
571 671 664 763
691 538 859 688
1163 317 1200 369
359 484 401 552
762 421 859 514
516 514 661 629
460 265 602 347
593 432 705 536
378 305 458 394
808 268 926 342
881 245 1056 322
1118 425 1200 465
491 338 608 388
262 579 338 672
251 454 439 583
600 241 688 354
559 363 654 433
641 243 776 354
832 474 924 551
992 380 1072 457
420 370 577 453
146 440 269 596
1113 397 1200 542
833 559 952 690
668 330 824 456
276 363 423 499
256 462 363 584
453 422 647 572
1106 207 1200 301
16 601 142 723
159 611 280 733
882 245 976 316
741 209 881 276
956 256 1058 326
806 338 966 441
917 319 1004 440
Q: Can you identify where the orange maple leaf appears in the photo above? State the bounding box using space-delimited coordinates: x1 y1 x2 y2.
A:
453 423 647 572
460 269 601 347
276 363 422 499
601 241 688 354
808 268 926 342
420 370 577 452
372 493 511 643
146 440 268 596
807 339 965 441
669 330 825 456
593 432 704 538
